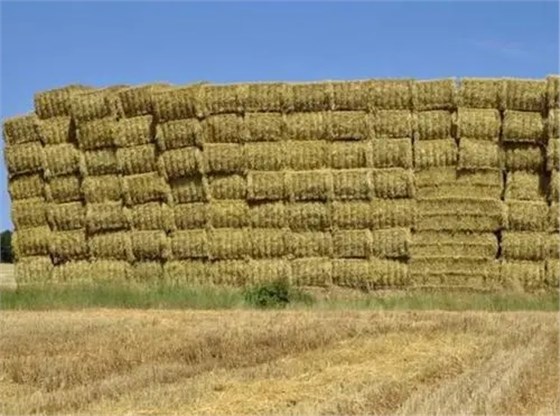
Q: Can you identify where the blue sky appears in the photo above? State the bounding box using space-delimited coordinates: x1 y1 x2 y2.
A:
1 1 558 230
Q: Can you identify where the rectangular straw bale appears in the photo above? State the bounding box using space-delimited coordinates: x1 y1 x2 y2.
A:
209 260 250 286
332 169 371 200
502 232 546 261
158 147 200 179
242 83 286 113
69 86 127 123
325 111 372 141
3 114 41 145
371 168 415 198
331 141 372 169
504 144 545 172
417 214 505 232
331 201 370 229
291 257 332 287
547 233 560 259
208 201 249 228
86 202 131 233
15 256 53 283
81 175 122 203
547 76 560 109
12 226 50 258
44 143 80 178
162 260 196 284
506 200 548 231
368 79 413 110
289 171 330 201
459 78 503 108
49 260 91 282
288 202 331 231
332 258 408 289
196 84 246 117
170 176 208 203
12 198 47 229
170 230 208 259
88 260 132 281
123 172 169 206
151 86 197 122
414 138 458 169
550 170 560 202
158 118 202 150
288 232 333 258
370 199 417 230
285 140 329 170
117 84 169 118
89 232 134 262
545 259 559 288
333 229 371 258
246 260 290 285
418 197 505 216
173 202 206 229
38 116 71 146
410 231 498 259
458 139 500 170
548 203 559 232
505 171 546 201
49 230 88 263
46 175 82 203
83 149 119 175
131 202 174 231
284 112 325 141
285 82 332 112
208 174 246 200
249 229 287 258
245 142 286 171
331 80 369 111
116 144 156 175
34 85 93 119
5 142 45 177
548 109 559 139
375 110 412 138
131 261 163 282
244 112 286 141
415 168 503 199
503 111 544 143
76 118 118 150
501 260 545 291
457 108 501 141
250 202 287 228
411 258 500 288
8 174 44 200
131 230 168 260
46 201 85 231
247 171 286 201
413 79 456 111
504 79 546 111
203 143 245 174
371 228 411 259
115 115 153 147
208 228 249 260
415 110 453 140
547 138 559 171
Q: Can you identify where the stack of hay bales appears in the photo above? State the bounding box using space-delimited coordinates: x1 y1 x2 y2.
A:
410 79 503 288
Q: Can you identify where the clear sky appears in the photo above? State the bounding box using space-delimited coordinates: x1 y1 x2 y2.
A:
1 1 558 230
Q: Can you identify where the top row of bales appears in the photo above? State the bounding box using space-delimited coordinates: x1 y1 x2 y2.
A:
31 78 559 123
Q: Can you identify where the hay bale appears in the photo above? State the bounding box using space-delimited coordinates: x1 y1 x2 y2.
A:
45 175 82 203
89 232 134 262
332 80 369 111
208 174 246 200
457 139 500 170
12 227 50 258
50 261 90 282
501 260 546 291
414 139 458 169
333 229 371 258
547 233 560 259
243 83 286 113
36 117 73 145
332 258 408 289
203 143 245 174
76 118 119 150
286 141 329 170
502 232 546 261
131 261 164 282
82 175 122 203
170 175 208 203
288 202 331 231
291 257 332 287
131 202 174 231
249 229 286 258
548 109 559 140
331 141 372 169
371 139 412 169
244 142 286 170
504 144 545 172
151 86 199 122
415 110 453 140
208 228 249 260
285 112 325 141
546 138 559 171
131 231 168 260
209 260 251 286
506 200 548 231
457 108 500 141
332 200 416 230
3 114 41 145
194 84 246 117
123 172 169 206
115 115 154 147
326 111 373 141
411 231 498 259
15 256 53 283
550 170 560 202
410 257 501 284
545 259 559 288
158 147 201 179
245 112 286 141
246 260 290 285
371 168 415 199
173 202 207 229
503 111 544 143
34 84 93 119
375 110 412 138
332 169 372 200
12 198 47 229
368 79 413 110
247 171 286 201
86 202 131 233
547 76 560 109
209 201 249 228
117 84 169 118
158 118 202 150
83 149 119 176
289 171 331 201
415 168 503 199
44 143 80 178
49 230 88 263
116 144 157 175
163 260 207 284
47 201 85 231
504 79 546 111
289 232 333 258
285 82 332 112
548 202 559 232
371 228 411 259
413 79 456 111
5 142 45 177
505 171 546 201
8 174 44 200
250 202 287 229
88 260 132 281
459 78 503 108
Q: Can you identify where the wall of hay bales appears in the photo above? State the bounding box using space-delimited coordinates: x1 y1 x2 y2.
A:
3 77 559 290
